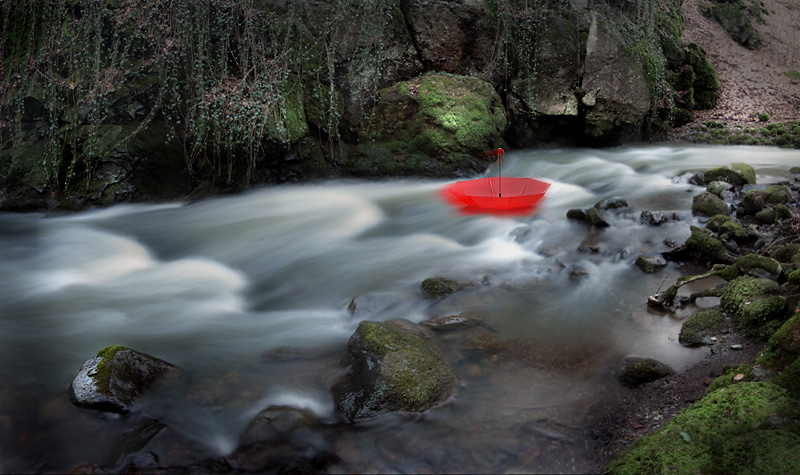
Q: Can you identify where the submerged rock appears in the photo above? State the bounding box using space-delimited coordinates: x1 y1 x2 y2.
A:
239 405 319 448
70 345 177 413
679 308 727 346
616 356 675 387
640 210 667 226
635 254 667 273
331 318 459 421
420 276 467 298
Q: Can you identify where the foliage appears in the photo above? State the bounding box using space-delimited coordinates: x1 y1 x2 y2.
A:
0 0 360 193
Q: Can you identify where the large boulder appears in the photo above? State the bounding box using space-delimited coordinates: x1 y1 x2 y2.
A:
348 72 507 176
70 345 178 413
332 318 460 421
580 10 652 141
720 276 786 339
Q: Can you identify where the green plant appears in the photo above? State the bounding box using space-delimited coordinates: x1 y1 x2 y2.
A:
759 112 770 122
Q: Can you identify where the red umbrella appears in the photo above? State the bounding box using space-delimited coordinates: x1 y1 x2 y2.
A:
440 148 550 215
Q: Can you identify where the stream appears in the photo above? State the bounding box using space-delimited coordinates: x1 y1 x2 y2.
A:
1 145 798 473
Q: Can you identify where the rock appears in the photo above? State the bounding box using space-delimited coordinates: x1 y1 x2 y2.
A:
350 72 507 176
331 319 459 420
420 276 466 298
401 0 494 74
706 180 733 195
616 356 675 387
640 210 667 226
682 225 737 264
692 192 730 217
679 309 726 346
635 254 667 273
70 345 178 413
734 254 783 281
567 208 589 222
348 293 403 320
701 163 756 186
741 185 791 215
420 314 488 331
721 276 785 339
239 405 318 448
595 196 629 211
586 207 610 227
707 1 761 49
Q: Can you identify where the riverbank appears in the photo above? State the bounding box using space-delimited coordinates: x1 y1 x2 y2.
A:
593 168 800 472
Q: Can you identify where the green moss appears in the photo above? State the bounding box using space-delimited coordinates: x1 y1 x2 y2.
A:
758 313 800 368
355 320 459 413
721 276 783 338
706 363 755 393
720 429 800 474
735 254 783 279
789 269 800 285
606 382 791 474
771 356 800 399
742 185 792 215
685 225 733 264
93 345 129 393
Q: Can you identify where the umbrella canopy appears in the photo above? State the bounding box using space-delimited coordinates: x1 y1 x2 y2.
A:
442 176 550 211
440 148 550 215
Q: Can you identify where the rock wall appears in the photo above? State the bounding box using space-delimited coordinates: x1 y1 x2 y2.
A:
0 0 718 210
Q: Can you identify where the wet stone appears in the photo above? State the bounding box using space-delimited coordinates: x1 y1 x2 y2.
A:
635 254 667 273
640 210 667 226
616 356 675 387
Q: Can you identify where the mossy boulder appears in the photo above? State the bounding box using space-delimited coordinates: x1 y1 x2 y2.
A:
734 254 783 281
759 313 800 368
605 382 792 474
70 345 178 413
741 185 792 215
692 191 730 216
679 308 727 346
616 356 675 387
683 225 736 264
351 72 507 176
706 180 733 195
332 319 460 421
721 276 786 339
701 163 756 186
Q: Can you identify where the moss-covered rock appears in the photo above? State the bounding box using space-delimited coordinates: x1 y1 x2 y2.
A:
706 180 733 195
771 356 800 399
759 313 800 368
734 254 783 281
692 191 730 216
69 345 177 413
721 276 786 339
683 225 736 264
605 382 791 474
351 72 506 177
741 185 792 215
616 356 675 387
679 308 727 346
332 318 460 421
701 163 756 186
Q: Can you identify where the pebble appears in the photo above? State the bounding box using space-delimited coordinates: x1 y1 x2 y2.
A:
731 344 743 350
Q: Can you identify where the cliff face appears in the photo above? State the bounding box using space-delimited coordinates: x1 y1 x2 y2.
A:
0 0 717 210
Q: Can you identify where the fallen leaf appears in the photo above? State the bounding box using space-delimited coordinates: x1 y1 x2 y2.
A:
734 373 745 381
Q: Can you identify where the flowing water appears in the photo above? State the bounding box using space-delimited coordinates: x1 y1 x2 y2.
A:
1 145 798 473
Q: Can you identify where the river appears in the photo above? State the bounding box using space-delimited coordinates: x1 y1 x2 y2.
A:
1 145 798 473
